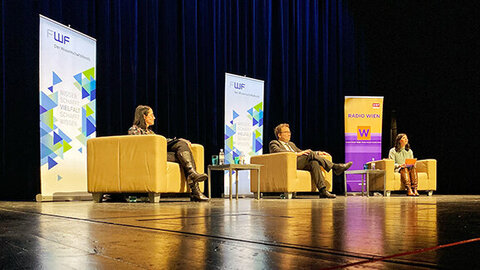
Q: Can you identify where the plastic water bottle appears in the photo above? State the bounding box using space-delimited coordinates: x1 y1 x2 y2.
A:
371 158 375 170
219 149 225 165
239 152 245 164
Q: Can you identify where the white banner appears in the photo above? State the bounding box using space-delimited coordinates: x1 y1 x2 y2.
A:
224 73 264 196
39 15 96 199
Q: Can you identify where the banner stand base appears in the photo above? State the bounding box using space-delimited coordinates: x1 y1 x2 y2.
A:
36 192 92 202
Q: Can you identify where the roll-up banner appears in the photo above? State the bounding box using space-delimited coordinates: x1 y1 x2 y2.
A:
344 96 384 192
224 73 264 196
38 15 96 201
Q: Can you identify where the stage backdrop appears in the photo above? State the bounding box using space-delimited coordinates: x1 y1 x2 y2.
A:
224 73 264 196
344 96 384 192
38 15 96 201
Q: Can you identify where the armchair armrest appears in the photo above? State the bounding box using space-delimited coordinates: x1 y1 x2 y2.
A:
87 135 168 192
416 159 436 181
250 152 297 192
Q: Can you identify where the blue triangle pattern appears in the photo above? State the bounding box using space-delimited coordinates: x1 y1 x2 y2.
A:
48 157 58 169
82 87 89 99
40 92 57 111
41 143 54 159
256 140 263 152
253 118 258 126
57 175 63 181
90 89 96 101
86 118 96 137
78 147 82 153
53 132 63 145
48 86 54 93
58 129 72 143
247 108 254 116
74 73 82 84
233 110 239 120
226 125 235 137
40 106 47 114
53 72 62 85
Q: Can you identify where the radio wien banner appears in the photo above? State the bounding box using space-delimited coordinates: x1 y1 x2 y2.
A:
224 73 264 196
344 96 384 192
38 15 96 201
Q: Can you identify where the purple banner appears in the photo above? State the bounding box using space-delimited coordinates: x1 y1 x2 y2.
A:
345 133 382 192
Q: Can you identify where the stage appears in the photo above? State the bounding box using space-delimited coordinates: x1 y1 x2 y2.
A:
1 195 479 269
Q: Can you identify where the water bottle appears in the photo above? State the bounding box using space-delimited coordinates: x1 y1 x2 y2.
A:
219 149 225 165
239 152 245 164
371 158 375 170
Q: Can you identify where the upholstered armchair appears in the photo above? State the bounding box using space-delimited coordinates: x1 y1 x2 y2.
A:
250 152 333 199
87 135 205 202
368 159 437 196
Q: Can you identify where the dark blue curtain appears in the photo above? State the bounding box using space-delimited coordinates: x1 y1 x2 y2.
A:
1 0 364 200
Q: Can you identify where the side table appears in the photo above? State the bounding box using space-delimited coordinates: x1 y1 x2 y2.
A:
207 164 263 200
344 169 386 197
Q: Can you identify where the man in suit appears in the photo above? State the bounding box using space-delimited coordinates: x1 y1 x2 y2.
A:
269 123 352 198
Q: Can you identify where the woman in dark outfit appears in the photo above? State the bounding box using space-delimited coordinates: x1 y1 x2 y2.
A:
128 105 209 202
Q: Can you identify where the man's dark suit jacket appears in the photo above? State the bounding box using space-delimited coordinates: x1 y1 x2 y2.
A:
269 140 302 153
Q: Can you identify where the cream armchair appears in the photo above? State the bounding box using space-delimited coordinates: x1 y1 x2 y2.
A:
250 152 333 199
87 135 204 202
369 159 436 196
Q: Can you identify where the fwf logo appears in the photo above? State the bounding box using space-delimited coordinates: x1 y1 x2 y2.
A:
357 126 371 140
47 29 70 44
230 82 245 90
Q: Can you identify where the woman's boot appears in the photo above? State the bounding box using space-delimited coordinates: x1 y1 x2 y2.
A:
178 151 208 183
410 167 420 196
400 168 414 196
189 181 209 202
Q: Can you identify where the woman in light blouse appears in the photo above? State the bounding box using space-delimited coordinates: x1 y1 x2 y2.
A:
388 133 419 196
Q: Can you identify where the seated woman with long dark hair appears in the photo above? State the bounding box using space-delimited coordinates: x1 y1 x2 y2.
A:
128 105 209 202
388 133 419 196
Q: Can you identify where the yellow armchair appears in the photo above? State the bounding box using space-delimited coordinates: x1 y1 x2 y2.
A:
250 152 332 199
87 135 204 202
369 159 436 196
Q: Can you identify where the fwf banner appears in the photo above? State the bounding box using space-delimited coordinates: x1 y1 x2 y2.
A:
224 73 264 196
39 15 96 201
344 96 384 192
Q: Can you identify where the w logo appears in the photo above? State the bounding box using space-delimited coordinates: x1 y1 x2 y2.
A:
357 126 371 140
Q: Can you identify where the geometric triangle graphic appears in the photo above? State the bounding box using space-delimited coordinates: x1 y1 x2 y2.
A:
232 110 239 120
254 102 263 112
47 156 58 169
53 132 63 145
82 87 89 99
58 129 72 143
247 108 254 116
83 67 95 81
90 89 96 101
40 105 48 114
78 147 82 153
40 92 58 111
86 104 94 117
74 73 82 84
253 117 258 126
53 71 62 85
255 139 263 152
63 141 72 153
86 118 96 137
48 86 54 93
57 175 63 181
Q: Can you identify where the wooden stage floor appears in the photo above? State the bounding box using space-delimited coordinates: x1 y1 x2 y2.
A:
1 195 479 269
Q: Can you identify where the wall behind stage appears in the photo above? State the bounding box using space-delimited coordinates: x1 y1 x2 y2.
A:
1 1 479 199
